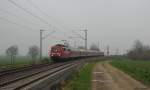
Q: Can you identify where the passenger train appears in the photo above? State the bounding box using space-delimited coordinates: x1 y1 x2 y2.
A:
49 44 104 62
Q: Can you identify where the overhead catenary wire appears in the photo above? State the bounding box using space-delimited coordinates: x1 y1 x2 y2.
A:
27 0 87 43
42 30 56 39
26 0 74 36
0 8 41 27
7 0 51 26
7 0 80 41
26 0 49 20
8 0 70 37
71 30 85 39
0 8 18 17
6 0 69 39
0 16 36 31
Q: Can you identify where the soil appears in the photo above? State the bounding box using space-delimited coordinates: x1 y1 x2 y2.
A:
92 62 150 90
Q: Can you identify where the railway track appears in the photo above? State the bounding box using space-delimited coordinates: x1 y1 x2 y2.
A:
0 61 80 90
0 63 52 76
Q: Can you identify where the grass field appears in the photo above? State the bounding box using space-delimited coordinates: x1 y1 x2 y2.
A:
0 56 50 70
64 62 96 90
0 56 32 65
110 59 150 85
0 56 33 70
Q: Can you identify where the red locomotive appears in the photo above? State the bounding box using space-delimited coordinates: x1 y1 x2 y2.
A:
49 44 104 62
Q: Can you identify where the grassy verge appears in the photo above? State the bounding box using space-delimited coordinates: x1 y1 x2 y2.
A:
110 60 150 85
0 56 31 70
0 56 51 70
64 62 96 90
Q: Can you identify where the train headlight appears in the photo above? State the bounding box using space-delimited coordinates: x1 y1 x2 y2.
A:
58 53 61 56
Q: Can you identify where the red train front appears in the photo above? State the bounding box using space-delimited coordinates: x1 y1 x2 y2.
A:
50 44 71 61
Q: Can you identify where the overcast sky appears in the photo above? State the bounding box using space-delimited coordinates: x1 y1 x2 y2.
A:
0 0 150 56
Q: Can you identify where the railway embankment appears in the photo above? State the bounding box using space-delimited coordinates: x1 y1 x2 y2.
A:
63 62 96 90
0 60 83 90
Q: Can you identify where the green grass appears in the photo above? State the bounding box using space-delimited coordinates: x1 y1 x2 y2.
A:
0 56 33 70
110 59 150 85
0 56 51 70
0 56 32 65
64 62 96 90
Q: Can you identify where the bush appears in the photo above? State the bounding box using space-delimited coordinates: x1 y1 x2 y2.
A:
127 40 150 60
41 57 50 63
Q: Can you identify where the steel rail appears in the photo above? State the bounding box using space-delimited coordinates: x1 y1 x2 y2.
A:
0 61 78 90
0 62 69 87
0 63 52 76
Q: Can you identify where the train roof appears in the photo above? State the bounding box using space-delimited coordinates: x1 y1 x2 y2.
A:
68 46 101 53
55 44 65 47
52 44 103 53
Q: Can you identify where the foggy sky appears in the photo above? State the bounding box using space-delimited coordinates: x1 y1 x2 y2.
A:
0 0 150 56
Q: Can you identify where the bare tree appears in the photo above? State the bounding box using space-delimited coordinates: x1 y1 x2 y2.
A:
90 43 100 51
78 46 86 50
28 45 39 64
127 40 150 60
6 45 18 64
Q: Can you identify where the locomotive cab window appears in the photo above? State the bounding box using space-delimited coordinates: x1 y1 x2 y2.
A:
68 49 71 51
63 48 66 51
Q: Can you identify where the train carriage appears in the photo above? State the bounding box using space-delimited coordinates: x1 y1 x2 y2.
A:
49 44 104 62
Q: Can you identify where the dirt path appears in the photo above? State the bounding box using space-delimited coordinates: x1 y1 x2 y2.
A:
92 62 150 90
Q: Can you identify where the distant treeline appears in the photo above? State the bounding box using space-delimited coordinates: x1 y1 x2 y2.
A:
127 40 150 60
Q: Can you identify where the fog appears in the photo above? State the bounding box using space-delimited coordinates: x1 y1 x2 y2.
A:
0 0 150 56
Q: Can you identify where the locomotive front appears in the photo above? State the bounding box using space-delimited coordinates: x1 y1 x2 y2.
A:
50 44 71 62
50 44 63 60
